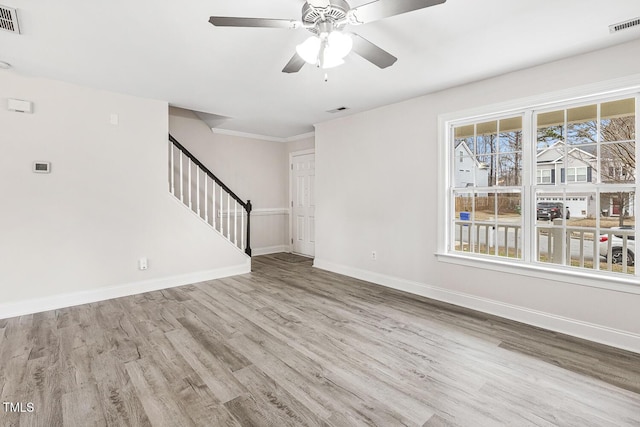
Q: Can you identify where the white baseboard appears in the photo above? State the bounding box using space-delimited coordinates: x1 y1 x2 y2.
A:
0 260 251 320
313 258 640 354
252 245 289 256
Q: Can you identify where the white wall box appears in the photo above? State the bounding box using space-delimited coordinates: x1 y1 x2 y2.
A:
7 98 33 113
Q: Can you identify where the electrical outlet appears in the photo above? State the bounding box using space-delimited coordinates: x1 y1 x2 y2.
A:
371 251 377 260
138 257 148 270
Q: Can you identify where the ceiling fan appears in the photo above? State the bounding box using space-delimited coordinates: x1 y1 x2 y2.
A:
209 0 446 73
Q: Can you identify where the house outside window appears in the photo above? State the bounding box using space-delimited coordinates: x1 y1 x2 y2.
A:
446 94 637 279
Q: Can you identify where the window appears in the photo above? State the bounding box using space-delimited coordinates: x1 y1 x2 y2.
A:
537 169 552 184
452 117 523 259
447 95 637 279
567 167 588 182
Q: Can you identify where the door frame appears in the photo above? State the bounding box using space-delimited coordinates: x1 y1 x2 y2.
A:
289 149 316 255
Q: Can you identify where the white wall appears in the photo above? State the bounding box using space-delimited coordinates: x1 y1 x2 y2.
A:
287 135 315 154
0 73 249 317
314 38 640 352
169 108 301 255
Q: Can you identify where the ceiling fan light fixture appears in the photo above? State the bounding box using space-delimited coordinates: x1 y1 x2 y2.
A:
327 31 352 59
321 50 344 69
296 35 321 64
296 30 352 68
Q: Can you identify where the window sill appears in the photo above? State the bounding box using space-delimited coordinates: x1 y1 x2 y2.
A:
436 252 640 295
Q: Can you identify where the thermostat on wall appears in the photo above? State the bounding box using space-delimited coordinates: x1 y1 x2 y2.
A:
8 99 33 113
33 161 51 173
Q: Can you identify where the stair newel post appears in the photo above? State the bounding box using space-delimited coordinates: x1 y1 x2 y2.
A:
245 200 252 256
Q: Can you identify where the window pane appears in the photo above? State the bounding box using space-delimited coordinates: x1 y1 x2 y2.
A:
537 110 564 152
535 192 568 265
567 104 597 145
497 152 521 186
454 124 475 154
601 98 635 143
476 121 498 156
497 192 521 220
454 193 473 220
535 223 557 264
566 144 596 183
498 117 522 153
454 192 474 253
475 193 496 220
496 192 522 259
536 111 565 183
453 155 477 188
563 192 597 219
567 229 598 271
600 142 636 184
473 192 497 256
600 191 635 223
475 154 495 187
536 194 568 224
599 190 635 275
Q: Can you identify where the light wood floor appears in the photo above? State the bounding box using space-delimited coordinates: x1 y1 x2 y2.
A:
1 254 639 427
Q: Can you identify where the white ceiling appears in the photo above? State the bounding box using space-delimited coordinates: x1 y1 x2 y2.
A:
2 0 640 139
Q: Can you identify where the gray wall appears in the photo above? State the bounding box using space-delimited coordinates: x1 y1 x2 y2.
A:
0 73 248 315
314 38 640 352
169 107 315 255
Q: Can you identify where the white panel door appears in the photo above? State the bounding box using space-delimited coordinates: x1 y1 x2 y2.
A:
291 153 315 257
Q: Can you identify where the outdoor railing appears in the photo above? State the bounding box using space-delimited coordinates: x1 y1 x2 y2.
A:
455 220 634 274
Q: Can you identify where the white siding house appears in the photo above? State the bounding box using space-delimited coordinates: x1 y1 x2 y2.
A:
536 141 597 218
454 141 489 188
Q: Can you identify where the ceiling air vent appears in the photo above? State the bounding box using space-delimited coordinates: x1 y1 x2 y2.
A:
327 106 349 114
0 5 20 34
609 17 640 33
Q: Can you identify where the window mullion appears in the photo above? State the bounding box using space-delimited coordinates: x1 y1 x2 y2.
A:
635 95 639 277
522 109 534 263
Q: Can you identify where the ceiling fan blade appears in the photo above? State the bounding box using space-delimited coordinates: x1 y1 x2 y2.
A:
350 33 397 69
349 0 446 25
282 53 306 73
209 16 300 29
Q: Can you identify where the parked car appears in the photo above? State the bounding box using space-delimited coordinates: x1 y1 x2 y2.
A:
536 202 570 220
599 226 635 266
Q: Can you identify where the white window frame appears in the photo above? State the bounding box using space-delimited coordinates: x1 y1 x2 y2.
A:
537 169 552 184
567 166 588 183
436 77 640 294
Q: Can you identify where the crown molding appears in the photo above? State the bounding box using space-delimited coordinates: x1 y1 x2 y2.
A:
211 128 314 143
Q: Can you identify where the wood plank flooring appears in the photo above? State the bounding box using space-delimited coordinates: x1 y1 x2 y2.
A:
1 253 639 426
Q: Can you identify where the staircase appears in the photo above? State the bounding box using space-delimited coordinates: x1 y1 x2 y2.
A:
168 134 252 256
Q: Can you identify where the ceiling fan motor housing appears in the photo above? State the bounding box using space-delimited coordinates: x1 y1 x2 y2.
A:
302 0 350 34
